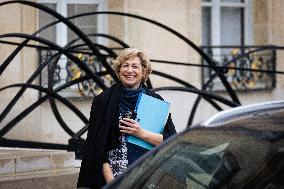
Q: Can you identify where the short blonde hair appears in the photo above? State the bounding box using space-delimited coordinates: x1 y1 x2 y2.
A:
112 48 152 83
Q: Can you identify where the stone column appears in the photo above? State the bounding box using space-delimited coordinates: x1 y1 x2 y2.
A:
266 0 284 90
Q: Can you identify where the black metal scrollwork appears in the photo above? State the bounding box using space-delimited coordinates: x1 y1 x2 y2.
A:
0 1 283 159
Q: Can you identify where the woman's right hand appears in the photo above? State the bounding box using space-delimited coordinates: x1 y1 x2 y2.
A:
119 118 163 146
119 118 146 139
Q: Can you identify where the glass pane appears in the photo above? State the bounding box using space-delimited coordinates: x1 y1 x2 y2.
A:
140 143 237 189
220 7 243 46
67 4 98 43
202 7 211 46
202 7 212 80
38 3 56 42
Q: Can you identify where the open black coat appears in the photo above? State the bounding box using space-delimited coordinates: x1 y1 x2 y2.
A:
77 83 176 189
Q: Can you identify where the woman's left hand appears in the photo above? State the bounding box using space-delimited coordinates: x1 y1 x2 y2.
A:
119 118 146 139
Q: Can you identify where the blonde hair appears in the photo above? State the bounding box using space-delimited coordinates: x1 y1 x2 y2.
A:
112 48 152 83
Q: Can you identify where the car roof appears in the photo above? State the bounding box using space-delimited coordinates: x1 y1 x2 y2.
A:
202 100 284 128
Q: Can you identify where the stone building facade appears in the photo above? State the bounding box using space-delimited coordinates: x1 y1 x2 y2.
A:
0 0 284 144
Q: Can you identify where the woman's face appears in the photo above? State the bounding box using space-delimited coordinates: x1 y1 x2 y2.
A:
119 56 144 90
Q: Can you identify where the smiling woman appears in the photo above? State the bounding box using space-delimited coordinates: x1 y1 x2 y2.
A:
118 57 144 89
77 48 177 189
113 48 152 90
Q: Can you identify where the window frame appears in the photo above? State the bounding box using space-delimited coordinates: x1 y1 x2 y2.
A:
200 1 274 92
201 0 253 46
37 0 107 47
37 0 109 98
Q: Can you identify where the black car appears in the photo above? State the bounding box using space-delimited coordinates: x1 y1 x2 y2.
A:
104 101 284 189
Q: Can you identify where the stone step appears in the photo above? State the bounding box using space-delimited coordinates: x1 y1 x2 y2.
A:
0 148 81 189
0 147 81 175
0 167 79 189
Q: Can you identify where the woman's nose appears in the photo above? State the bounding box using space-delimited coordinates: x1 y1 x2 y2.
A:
126 66 133 72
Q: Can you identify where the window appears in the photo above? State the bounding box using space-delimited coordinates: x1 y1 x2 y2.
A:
37 0 106 47
109 141 238 189
201 0 276 91
201 0 253 47
141 144 236 189
37 0 109 98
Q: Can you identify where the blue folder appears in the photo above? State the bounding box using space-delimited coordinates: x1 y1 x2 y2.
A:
127 93 170 150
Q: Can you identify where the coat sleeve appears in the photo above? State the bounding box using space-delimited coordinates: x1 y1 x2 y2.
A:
77 97 100 188
162 113 177 140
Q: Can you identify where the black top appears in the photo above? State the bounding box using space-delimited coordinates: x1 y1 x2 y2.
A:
77 82 176 189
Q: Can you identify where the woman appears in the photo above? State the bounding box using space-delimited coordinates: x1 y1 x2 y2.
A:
77 48 176 189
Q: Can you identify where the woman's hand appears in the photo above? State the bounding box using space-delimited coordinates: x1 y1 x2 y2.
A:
119 118 146 139
119 118 163 146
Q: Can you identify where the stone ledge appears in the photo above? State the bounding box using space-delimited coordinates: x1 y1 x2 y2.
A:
0 148 80 175
0 168 79 189
16 155 51 173
0 159 15 175
0 167 79 181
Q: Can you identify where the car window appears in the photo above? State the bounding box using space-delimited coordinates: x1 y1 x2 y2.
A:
244 150 284 189
139 142 237 189
111 142 237 189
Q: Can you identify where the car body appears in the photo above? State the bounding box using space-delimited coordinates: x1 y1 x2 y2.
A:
104 100 284 189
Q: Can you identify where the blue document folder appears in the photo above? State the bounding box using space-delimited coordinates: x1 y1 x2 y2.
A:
127 93 170 150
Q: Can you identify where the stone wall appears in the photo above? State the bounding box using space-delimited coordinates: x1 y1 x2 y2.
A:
1 0 284 142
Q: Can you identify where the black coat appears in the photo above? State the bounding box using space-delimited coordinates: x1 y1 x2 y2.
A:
77 83 176 189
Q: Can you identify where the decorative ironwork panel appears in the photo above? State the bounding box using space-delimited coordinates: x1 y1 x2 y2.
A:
201 46 276 91
38 49 114 98
5 0 280 157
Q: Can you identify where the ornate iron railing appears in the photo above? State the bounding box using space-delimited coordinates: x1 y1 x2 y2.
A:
201 46 276 91
38 49 115 98
0 1 283 159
